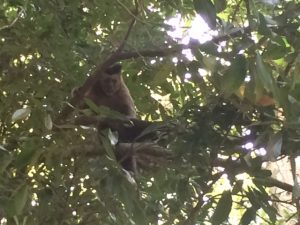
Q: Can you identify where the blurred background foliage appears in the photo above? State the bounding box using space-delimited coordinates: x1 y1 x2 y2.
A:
0 0 300 224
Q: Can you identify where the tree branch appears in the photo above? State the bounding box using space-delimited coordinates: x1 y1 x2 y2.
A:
213 158 294 192
0 8 24 32
55 26 250 123
290 155 300 220
178 197 204 225
254 177 294 192
99 0 139 70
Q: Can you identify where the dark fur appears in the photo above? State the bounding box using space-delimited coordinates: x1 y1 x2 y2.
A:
85 64 136 118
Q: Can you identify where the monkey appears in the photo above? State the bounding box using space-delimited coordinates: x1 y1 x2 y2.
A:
84 64 136 118
72 63 155 142
73 63 170 172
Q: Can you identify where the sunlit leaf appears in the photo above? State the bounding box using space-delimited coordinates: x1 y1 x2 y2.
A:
122 169 137 187
108 129 119 146
11 108 31 122
44 114 53 130
99 131 117 162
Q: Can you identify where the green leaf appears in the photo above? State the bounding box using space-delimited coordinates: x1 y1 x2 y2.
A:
11 108 31 122
5 184 29 217
260 200 277 223
0 153 12 174
193 0 216 29
14 184 29 215
240 207 257 225
99 131 117 162
108 129 119 146
150 63 172 86
44 114 53 130
252 188 278 222
199 42 219 56
255 53 274 92
221 54 247 97
263 43 288 60
258 13 272 36
211 191 232 225
215 0 227 13
15 140 40 169
246 189 260 208
84 98 128 121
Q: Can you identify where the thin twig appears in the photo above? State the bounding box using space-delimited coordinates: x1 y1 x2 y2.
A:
244 0 252 35
0 8 24 31
102 0 139 65
230 0 243 23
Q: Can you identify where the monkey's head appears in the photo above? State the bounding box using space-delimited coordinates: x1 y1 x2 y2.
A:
99 64 123 96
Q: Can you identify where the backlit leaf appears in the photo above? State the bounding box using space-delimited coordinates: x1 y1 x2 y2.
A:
211 191 232 225
240 207 257 225
193 0 216 29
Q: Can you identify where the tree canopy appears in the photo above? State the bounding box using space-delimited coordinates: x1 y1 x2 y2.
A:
0 0 300 224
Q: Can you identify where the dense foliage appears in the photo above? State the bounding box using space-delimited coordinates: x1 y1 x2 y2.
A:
1 0 300 224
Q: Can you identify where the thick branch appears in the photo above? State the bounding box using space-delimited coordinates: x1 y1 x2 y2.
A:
253 177 294 193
